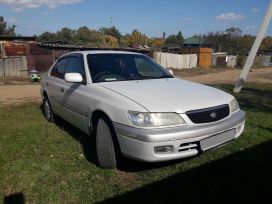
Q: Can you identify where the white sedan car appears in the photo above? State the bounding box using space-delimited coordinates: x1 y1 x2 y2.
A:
40 51 245 168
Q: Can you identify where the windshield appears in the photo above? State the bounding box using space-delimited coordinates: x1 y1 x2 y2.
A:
87 54 173 83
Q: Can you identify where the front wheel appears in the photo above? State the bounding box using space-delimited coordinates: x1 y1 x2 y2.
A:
96 117 120 168
43 96 54 123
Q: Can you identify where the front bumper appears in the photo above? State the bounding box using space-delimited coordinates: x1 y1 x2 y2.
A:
113 110 246 162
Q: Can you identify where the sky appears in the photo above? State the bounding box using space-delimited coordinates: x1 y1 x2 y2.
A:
0 0 272 38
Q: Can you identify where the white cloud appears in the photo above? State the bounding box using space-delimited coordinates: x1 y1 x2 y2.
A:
252 8 259 13
245 25 257 30
0 0 82 10
216 12 245 21
12 7 24 12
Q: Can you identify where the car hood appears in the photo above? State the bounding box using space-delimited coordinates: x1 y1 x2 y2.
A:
99 78 233 113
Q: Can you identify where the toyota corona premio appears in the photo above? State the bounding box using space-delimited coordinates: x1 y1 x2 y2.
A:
40 51 246 168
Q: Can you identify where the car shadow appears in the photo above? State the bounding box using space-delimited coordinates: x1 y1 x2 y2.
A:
54 115 99 166
3 192 25 204
39 104 98 166
39 104 197 171
100 140 272 204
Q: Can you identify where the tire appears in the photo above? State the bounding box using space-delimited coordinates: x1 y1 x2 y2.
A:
96 117 119 168
43 96 54 123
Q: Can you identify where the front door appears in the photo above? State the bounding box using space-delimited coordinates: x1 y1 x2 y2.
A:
60 54 88 133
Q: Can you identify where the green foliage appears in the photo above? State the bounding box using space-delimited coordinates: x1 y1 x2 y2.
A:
75 26 107 47
127 29 149 47
37 31 57 42
56 27 76 43
99 26 122 41
0 16 16 36
260 36 272 53
165 31 184 47
203 27 267 54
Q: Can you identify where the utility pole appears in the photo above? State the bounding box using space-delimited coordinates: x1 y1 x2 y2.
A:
234 0 272 93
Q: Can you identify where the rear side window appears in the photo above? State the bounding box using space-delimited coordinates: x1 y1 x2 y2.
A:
50 58 69 79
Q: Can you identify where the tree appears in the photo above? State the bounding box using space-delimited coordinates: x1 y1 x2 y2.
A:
37 32 57 42
0 16 16 36
99 26 122 41
204 31 225 52
151 38 165 47
56 27 76 44
75 26 107 47
260 36 272 53
119 36 130 47
204 27 243 53
104 35 119 48
225 27 242 39
165 31 184 47
236 35 255 54
127 30 149 47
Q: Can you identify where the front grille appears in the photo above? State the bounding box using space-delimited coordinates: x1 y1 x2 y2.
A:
186 104 230 124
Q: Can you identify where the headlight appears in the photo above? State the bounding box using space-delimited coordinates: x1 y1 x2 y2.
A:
230 98 240 113
127 111 186 127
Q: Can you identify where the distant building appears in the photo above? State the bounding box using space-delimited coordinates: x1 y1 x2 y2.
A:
0 36 151 75
183 36 210 48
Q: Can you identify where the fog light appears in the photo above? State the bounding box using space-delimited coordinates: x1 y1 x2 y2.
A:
154 145 174 154
236 125 242 133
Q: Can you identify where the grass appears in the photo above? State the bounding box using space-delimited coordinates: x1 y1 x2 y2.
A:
0 83 272 203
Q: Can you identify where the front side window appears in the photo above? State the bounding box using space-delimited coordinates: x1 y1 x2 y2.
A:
50 58 69 79
65 55 86 78
87 54 173 83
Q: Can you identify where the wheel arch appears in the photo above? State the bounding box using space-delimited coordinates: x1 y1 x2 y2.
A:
90 109 114 132
42 91 48 99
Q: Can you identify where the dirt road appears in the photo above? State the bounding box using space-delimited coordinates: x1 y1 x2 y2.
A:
0 84 41 105
0 68 271 105
183 68 272 84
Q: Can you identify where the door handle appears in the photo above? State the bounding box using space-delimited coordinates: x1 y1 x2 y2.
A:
60 87 64 92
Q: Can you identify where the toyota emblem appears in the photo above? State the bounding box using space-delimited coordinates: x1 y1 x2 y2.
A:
210 112 217 119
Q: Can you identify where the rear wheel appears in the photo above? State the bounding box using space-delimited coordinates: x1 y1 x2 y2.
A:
96 117 119 168
43 96 54 123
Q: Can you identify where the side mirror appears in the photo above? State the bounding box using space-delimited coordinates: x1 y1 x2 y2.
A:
64 73 83 83
168 69 174 76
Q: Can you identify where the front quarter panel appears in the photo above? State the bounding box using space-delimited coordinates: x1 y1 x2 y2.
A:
85 83 147 127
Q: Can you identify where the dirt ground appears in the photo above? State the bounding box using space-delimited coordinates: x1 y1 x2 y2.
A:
183 67 272 84
0 68 271 105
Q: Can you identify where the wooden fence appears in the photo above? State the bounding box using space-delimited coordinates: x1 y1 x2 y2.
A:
154 52 198 69
0 56 28 77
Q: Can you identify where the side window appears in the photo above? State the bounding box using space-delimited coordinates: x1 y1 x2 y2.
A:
65 55 86 78
50 58 69 79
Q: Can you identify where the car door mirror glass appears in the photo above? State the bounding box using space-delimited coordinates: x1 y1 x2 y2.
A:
64 73 83 83
167 69 174 76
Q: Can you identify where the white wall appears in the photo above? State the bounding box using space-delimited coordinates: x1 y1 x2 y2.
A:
154 52 197 69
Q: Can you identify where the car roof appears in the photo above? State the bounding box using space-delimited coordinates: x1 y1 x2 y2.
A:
65 50 145 55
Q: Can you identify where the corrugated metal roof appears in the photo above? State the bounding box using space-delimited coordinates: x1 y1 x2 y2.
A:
0 36 36 41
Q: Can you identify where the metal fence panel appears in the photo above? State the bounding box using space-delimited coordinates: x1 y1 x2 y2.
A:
154 52 197 69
